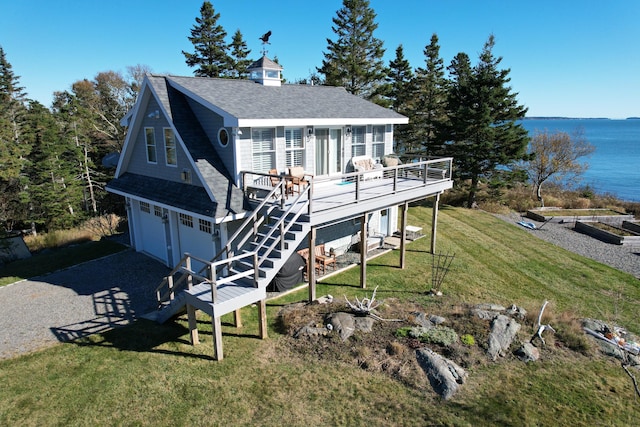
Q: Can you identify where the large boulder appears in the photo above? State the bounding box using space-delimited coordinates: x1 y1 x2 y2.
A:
416 348 467 400
488 315 521 361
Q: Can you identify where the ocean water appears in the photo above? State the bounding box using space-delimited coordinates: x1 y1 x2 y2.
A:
519 119 640 202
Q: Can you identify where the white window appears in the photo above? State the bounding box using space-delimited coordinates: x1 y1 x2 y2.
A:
154 206 162 217
140 201 150 213
164 128 177 166
179 213 193 228
199 219 212 234
351 126 366 157
252 128 275 172
145 128 157 163
285 128 304 167
372 125 385 161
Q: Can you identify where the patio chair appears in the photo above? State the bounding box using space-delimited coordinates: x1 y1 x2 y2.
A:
269 169 293 196
288 166 308 194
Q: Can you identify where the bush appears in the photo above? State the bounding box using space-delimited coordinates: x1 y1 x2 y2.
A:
460 334 476 346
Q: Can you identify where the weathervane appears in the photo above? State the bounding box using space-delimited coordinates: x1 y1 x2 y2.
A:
259 30 271 56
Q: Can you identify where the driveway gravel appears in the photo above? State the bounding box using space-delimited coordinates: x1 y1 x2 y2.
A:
0 249 169 360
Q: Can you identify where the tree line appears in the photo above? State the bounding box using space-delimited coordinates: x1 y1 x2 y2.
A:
0 0 589 235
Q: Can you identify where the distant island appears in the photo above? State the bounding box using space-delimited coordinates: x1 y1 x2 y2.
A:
524 116 640 120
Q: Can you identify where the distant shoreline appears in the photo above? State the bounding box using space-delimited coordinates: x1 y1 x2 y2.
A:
523 116 640 120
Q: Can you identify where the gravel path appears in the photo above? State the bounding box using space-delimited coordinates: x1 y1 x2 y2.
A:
0 249 169 360
495 214 640 279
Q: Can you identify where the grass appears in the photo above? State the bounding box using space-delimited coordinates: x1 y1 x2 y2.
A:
1 206 639 426
0 239 127 286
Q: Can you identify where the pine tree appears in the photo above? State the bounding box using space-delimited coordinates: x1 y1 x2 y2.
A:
317 0 387 102
182 1 231 78
228 29 252 79
445 36 529 207
0 46 31 232
387 44 415 155
411 34 448 157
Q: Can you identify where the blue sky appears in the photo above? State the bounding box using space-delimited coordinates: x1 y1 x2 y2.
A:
2 0 639 118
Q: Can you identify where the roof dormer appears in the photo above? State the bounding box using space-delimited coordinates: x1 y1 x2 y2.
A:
248 55 283 87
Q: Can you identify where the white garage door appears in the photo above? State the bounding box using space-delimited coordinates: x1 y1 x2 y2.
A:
137 202 168 263
176 213 215 272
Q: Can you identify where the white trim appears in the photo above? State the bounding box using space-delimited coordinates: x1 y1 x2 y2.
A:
236 117 407 127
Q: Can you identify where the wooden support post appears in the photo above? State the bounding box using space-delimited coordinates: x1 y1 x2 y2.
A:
308 227 316 302
187 304 199 345
360 213 368 289
431 193 440 254
400 202 408 269
234 309 242 328
258 299 267 339
212 315 223 361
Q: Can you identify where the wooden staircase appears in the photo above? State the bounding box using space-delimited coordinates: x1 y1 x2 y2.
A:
151 178 311 359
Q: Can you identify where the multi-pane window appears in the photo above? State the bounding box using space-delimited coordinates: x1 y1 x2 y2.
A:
285 128 304 167
351 126 366 157
164 128 177 166
252 128 275 172
372 125 385 161
154 206 162 217
179 213 193 228
199 219 212 234
140 201 150 213
145 128 157 163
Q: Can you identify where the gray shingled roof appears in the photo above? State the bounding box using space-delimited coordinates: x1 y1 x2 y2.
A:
165 75 407 122
107 173 220 217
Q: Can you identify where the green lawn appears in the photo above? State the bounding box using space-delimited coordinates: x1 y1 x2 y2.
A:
1 206 638 426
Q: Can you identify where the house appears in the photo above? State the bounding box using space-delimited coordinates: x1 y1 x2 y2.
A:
107 56 453 359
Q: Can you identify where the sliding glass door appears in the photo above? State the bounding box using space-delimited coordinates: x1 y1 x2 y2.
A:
315 128 342 176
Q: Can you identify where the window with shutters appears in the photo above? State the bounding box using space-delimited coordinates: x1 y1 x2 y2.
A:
285 128 304 167
252 128 275 172
145 128 157 163
372 125 385 161
351 126 366 157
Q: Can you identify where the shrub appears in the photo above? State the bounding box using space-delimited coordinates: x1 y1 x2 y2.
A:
460 334 476 346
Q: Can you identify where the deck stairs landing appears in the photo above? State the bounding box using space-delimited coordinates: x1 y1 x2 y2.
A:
150 180 311 357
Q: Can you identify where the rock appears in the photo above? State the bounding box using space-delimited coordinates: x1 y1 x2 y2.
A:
311 295 334 305
326 312 356 341
353 316 375 333
416 348 467 400
474 303 506 312
429 315 446 325
487 314 521 361
411 312 435 328
506 304 527 320
515 342 540 362
471 308 500 320
293 323 329 339
582 318 609 333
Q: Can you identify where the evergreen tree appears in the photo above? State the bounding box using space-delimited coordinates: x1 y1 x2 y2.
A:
386 44 415 155
25 101 84 230
0 46 30 232
182 1 231 78
228 29 252 79
411 34 448 157
445 35 529 207
317 0 387 102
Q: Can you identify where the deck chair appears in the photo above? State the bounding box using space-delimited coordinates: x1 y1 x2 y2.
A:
269 169 293 196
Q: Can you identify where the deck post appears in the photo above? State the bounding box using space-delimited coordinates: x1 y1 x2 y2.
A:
187 304 199 345
234 309 242 328
360 213 368 289
212 315 223 361
258 299 267 339
308 227 317 302
400 202 408 269
431 193 440 254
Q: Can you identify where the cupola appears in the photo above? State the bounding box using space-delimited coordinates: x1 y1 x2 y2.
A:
248 55 283 87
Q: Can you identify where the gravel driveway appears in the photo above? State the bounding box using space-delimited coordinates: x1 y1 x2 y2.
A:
0 249 169 360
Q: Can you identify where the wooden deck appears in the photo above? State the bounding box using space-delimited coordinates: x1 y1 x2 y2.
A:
183 281 266 318
246 158 454 227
